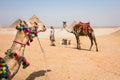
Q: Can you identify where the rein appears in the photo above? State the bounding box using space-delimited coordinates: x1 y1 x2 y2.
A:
37 37 48 80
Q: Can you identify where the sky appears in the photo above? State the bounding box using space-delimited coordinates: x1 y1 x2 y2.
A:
0 0 120 27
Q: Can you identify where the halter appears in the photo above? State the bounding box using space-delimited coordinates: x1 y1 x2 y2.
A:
15 22 38 46
1 21 48 80
0 22 38 79
5 49 30 68
13 40 26 47
9 21 38 67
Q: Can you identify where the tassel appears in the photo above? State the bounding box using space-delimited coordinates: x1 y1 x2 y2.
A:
19 57 24 62
34 31 38 35
23 30 27 33
28 29 32 33
14 53 20 59
22 58 26 63
30 38 33 42
27 42 30 46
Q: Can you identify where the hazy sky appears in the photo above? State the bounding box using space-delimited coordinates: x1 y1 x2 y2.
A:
0 0 120 27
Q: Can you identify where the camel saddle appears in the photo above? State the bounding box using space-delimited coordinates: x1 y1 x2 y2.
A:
79 21 91 34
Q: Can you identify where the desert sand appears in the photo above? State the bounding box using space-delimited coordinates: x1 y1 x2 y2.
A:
0 27 120 80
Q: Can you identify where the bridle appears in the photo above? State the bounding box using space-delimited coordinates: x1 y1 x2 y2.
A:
1 20 48 80
5 21 39 68
15 21 49 80
15 21 38 46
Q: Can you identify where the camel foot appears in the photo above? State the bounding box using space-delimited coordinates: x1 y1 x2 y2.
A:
50 44 55 46
77 47 81 50
89 48 91 51
96 49 98 52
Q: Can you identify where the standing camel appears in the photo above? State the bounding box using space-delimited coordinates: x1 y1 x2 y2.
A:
63 21 98 52
0 15 46 80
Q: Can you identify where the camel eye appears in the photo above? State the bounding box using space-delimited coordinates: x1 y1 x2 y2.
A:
34 22 38 25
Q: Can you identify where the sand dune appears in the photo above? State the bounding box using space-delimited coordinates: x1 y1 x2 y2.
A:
110 30 120 36
0 27 120 80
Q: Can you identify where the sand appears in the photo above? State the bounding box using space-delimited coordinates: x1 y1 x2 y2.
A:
0 27 120 80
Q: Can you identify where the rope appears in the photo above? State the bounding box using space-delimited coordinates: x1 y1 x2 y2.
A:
13 40 26 47
36 37 48 80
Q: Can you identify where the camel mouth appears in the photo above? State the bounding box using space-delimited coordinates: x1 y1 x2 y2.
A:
37 25 46 32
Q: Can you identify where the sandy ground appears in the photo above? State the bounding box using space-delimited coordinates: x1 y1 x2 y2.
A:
0 27 120 80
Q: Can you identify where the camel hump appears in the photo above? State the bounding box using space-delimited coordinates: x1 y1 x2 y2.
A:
78 21 92 34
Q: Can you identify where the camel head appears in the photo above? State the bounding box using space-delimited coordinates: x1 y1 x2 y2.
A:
63 21 77 28
15 15 46 46
63 21 67 28
27 20 46 33
27 15 46 33
63 21 78 33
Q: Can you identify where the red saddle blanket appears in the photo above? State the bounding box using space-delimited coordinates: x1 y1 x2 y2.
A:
79 21 91 34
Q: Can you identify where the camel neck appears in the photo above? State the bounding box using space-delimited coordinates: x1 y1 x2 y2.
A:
10 41 26 56
8 31 28 57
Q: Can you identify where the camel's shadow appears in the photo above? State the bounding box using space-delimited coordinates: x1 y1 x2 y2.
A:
26 70 51 80
70 47 90 51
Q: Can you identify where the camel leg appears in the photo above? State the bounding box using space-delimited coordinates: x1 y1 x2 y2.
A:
88 34 93 51
91 32 98 52
93 36 98 52
75 35 81 49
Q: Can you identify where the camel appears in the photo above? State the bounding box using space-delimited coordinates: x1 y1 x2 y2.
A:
63 21 98 52
0 15 46 80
